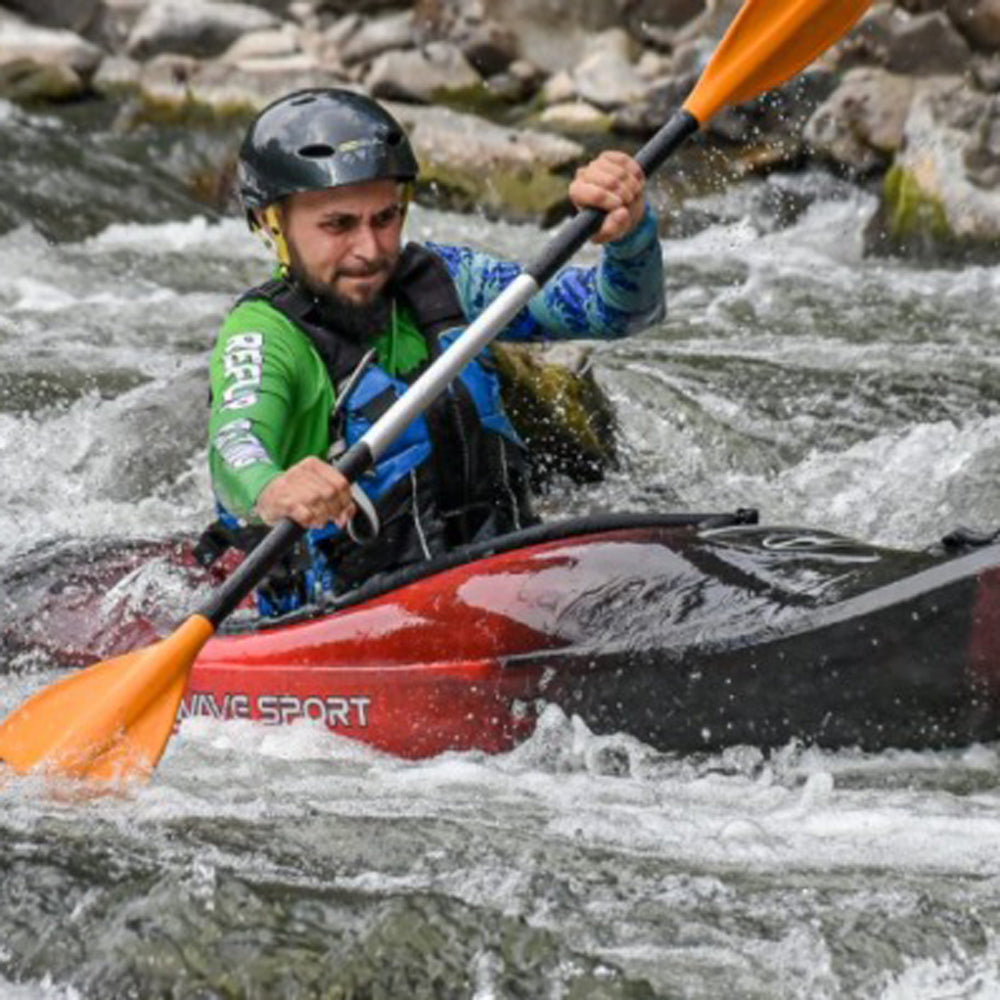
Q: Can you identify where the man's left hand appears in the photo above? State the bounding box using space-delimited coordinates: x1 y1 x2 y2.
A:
568 150 647 244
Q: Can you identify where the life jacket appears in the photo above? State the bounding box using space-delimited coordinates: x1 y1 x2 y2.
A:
207 243 537 611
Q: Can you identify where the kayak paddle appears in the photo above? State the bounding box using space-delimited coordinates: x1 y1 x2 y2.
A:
0 0 873 781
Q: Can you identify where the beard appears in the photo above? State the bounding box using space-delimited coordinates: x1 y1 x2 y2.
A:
292 262 396 343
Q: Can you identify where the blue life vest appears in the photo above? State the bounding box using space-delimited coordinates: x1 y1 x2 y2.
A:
217 242 536 614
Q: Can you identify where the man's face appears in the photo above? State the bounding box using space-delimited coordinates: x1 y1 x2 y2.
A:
279 180 406 306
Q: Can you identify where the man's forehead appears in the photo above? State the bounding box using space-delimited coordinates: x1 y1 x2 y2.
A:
289 181 402 216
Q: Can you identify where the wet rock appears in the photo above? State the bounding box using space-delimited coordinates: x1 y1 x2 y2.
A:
865 78 1000 262
0 0 102 34
972 53 1000 93
386 101 584 222
365 42 482 104
136 54 346 115
805 68 915 176
541 69 576 107
339 11 413 67
0 16 104 76
572 29 646 112
623 0 706 46
220 25 302 65
838 4 972 75
611 71 698 135
91 53 142 94
453 19 519 78
709 69 838 171
539 100 612 133
126 1 280 61
492 341 618 485
0 57 85 101
947 0 1000 51
0 16 103 99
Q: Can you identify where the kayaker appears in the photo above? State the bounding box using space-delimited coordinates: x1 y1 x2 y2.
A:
204 87 665 616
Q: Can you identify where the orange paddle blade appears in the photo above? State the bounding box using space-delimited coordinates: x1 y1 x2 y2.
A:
685 0 873 124
0 614 214 780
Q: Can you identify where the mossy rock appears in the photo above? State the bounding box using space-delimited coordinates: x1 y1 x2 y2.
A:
491 341 618 487
864 163 958 261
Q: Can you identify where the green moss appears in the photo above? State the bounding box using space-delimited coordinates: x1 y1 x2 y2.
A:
416 159 572 224
491 342 618 486
883 163 953 245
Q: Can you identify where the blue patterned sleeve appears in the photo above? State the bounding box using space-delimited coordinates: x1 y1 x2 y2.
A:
426 204 664 342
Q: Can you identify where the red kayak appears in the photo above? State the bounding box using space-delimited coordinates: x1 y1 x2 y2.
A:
6 511 1000 758
183 511 1000 758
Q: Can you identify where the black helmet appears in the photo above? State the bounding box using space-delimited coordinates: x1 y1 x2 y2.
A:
238 88 419 211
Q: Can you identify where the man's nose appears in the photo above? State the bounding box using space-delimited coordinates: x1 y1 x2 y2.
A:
349 223 380 260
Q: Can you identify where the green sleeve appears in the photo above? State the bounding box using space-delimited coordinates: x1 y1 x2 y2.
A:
208 301 334 522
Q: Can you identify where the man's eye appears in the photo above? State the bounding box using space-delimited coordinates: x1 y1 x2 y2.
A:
373 205 402 228
323 218 356 234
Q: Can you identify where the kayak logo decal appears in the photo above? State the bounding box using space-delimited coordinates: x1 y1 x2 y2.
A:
178 690 372 728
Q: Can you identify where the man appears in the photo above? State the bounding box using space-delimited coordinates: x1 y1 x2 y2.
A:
207 87 664 616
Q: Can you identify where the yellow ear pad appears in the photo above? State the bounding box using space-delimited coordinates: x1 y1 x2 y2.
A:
262 205 291 269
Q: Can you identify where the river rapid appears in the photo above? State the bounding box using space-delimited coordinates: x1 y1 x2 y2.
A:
3 98 1000 998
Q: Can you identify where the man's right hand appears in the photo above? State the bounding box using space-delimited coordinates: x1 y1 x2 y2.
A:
254 456 357 529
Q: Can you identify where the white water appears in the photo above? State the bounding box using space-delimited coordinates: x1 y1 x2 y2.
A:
4 177 1000 997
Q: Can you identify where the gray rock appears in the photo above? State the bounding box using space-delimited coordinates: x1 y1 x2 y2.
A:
220 25 302 65
539 100 612 133
135 52 347 114
947 0 1000 50
339 11 413 67
0 18 104 79
572 28 645 111
365 42 481 104
972 53 1000 93
455 19 519 78
126 1 280 60
805 68 915 175
385 100 584 222
492 341 619 486
839 5 972 75
0 57 84 100
866 78 1000 262
91 53 142 93
0 0 102 34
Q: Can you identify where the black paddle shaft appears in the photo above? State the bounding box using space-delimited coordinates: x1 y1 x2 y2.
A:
198 110 702 629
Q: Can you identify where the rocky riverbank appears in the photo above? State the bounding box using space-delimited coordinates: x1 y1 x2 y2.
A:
1 0 998 259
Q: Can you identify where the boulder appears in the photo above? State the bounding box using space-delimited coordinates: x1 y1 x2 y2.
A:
492 342 618 486
220 25 302 65
0 0 102 34
126 1 280 60
804 68 915 175
572 29 646 111
0 17 104 76
91 53 142 93
386 101 584 223
947 0 1000 50
539 100 612 133
338 11 413 67
837 4 972 75
365 42 482 104
865 78 1000 262
135 54 347 116
0 57 85 101
454 19 519 78
0 18 103 99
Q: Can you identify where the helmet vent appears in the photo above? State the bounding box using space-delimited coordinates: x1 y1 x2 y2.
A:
298 143 337 158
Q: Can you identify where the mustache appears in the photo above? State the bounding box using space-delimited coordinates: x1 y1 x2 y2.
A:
337 259 391 279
